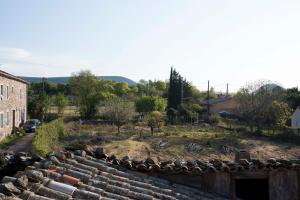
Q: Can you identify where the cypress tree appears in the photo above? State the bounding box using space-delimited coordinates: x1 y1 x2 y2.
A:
167 67 184 110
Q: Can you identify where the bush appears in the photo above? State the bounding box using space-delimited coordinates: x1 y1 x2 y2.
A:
33 118 64 156
207 115 220 124
236 127 248 133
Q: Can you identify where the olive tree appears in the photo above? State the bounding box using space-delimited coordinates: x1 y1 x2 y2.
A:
105 98 135 134
145 111 164 136
135 96 167 115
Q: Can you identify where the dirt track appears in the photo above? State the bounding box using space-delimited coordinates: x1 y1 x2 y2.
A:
5 133 35 153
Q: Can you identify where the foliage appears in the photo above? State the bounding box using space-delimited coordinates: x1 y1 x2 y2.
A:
167 67 183 110
28 93 52 122
53 93 68 117
207 115 220 124
285 87 300 110
264 101 292 129
167 67 204 123
145 111 164 135
135 80 166 96
235 80 286 131
166 108 178 124
114 82 129 97
105 98 135 134
69 70 102 119
32 118 64 156
135 96 167 114
178 103 202 123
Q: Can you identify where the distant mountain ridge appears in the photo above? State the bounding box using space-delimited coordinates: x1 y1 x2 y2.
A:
20 76 136 86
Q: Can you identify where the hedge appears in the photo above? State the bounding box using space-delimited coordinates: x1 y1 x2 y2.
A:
32 118 64 156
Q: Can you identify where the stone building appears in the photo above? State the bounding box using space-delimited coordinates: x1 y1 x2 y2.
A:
0 70 27 139
292 107 300 128
202 97 238 116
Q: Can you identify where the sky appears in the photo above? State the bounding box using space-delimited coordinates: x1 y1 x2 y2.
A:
0 0 300 92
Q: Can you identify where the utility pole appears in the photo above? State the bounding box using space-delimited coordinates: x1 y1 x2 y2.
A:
41 77 46 95
207 80 210 116
226 83 229 97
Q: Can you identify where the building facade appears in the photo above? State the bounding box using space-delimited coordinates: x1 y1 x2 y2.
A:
0 70 27 139
292 107 300 129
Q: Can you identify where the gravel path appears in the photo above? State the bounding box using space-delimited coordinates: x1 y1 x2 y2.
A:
5 133 35 153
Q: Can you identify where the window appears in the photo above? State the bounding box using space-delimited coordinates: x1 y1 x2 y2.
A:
0 113 4 128
6 111 9 126
6 86 9 99
20 89 22 99
12 86 14 93
0 85 3 96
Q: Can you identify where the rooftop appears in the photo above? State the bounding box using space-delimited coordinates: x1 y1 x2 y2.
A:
0 150 299 199
0 70 28 84
0 151 230 200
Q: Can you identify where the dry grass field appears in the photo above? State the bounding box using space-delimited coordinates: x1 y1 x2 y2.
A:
60 122 300 162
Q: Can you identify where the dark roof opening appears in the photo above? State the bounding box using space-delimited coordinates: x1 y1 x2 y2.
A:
235 178 269 200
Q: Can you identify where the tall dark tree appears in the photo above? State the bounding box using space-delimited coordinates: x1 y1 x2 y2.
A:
167 67 183 110
167 67 204 123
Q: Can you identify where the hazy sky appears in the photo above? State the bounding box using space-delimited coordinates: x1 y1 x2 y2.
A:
0 0 300 92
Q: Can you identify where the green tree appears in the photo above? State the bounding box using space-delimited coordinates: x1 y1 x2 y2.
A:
54 93 68 117
114 82 129 97
285 87 300 110
167 67 204 123
135 96 167 114
69 70 101 119
145 111 164 136
264 101 291 131
35 94 52 122
105 98 135 134
167 67 183 111
134 80 167 97
178 103 202 123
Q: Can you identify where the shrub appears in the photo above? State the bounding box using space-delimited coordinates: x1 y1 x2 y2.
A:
33 118 64 156
207 115 220 124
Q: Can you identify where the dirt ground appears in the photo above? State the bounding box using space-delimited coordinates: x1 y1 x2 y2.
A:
2 133 35 153
61 122 300 162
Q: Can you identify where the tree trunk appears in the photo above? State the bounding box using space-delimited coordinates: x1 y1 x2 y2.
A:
117 126 120 135
151 127 154 136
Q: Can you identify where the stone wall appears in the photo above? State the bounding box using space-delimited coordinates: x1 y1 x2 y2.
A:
156 170 300 200
269 169 299 200
157 172 231 197
0 74 27 139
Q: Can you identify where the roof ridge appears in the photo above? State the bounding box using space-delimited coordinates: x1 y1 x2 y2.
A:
0 70 28 84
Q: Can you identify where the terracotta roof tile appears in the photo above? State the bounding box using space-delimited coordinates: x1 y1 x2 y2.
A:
0 151 231 200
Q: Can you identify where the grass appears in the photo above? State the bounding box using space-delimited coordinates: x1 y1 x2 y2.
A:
60 122 300 161
49 106 80 116
103 140 151 160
